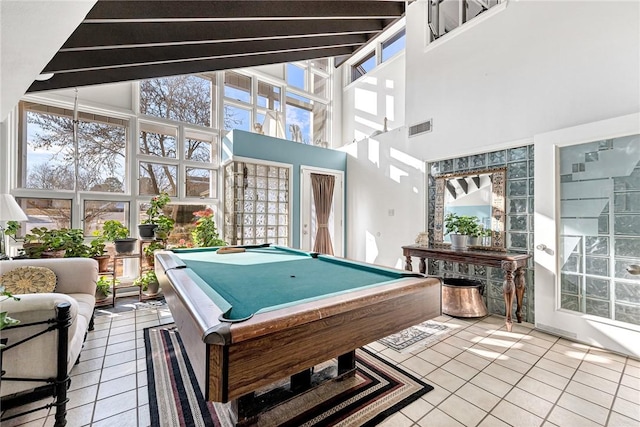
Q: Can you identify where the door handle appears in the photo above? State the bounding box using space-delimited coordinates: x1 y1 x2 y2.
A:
627 264 640 275
536 244 554 255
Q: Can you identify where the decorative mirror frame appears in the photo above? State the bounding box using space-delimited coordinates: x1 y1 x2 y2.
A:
433 167 507 251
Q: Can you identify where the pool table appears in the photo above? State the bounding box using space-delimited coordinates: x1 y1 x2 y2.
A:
155 244 441 422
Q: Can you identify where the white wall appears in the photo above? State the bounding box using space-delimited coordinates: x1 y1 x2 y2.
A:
341 53 406 144
0 0 96 121
341 0 640 268
405 0 640 161
342 127 425 269
25 83 136 117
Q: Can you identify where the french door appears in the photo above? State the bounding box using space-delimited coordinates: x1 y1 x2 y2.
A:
534 113 640 357
300 166 344 257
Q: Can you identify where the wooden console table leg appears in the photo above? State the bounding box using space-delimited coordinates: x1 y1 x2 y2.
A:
502 260 517 332
419 257 427 274
404 255 413 271
515 267 526 323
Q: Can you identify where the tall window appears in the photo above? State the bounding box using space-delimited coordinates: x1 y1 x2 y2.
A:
382 29 406 62
21 102 127 192
140 75 212 127
139 77 220 201
351 52 376 82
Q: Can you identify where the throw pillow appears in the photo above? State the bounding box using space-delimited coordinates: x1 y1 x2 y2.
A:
0 266 57 294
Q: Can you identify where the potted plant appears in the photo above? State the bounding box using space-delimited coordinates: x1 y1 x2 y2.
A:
143 240 165 267
60 228 89 258
134 270 160 295
22 227 81 258
95 276 115 301
102 220 137 254
191 208 226 247
139 193 171 239
88 232 110 272
153 215 174 241
444 213 480 250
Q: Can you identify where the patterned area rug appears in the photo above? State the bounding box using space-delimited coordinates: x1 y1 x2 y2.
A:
378 321 453 352
145 325 433 427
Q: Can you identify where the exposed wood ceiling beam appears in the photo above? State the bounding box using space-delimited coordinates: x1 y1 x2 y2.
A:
27 0 405 92
61 19 392 50
29 46 354 92
84 1 405 21
45 34 368 73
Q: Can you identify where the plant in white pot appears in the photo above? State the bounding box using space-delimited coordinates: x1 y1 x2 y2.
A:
444 213 480 250
134 271 160 296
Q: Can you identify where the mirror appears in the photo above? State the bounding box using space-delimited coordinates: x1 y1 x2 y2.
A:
433 167 506 251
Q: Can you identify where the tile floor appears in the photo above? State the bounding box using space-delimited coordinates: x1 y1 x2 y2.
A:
2 300 640 427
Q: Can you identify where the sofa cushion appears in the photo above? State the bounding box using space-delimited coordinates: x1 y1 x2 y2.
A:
0 266 57 294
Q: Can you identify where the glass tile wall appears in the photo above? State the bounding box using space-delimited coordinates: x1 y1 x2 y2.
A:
559 135 640 326
224 161 290 246
427 145 535 322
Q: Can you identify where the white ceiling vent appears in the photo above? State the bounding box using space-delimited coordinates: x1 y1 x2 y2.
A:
408 119 432 137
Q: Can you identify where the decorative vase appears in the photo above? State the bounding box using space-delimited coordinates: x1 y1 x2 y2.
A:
468 236 481 246
450 234 468 251
138 224 157 239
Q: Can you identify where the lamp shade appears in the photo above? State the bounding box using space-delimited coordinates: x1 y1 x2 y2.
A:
0 194 28 222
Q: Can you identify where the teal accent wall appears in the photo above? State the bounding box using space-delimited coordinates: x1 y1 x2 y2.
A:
223 130 347 249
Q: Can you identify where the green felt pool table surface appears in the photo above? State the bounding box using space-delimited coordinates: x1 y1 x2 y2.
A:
170 245 419 320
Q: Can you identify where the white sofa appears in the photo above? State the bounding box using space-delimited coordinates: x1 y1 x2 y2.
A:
0 258 98 426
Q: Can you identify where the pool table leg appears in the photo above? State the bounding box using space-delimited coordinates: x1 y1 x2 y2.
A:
338 350 356 377
291 369 312 392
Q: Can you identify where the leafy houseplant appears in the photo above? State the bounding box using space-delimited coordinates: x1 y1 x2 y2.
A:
143 240 165 267
191 208 226 248
22 227 84 258
444 213 480 250
88 232 110 271
0 287 20 332
134 270 160 294
140 193 171 238
153 215 174 241
102 220 136 254
95 276 114 301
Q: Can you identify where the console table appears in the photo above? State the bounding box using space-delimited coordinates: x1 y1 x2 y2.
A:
402 245 531 331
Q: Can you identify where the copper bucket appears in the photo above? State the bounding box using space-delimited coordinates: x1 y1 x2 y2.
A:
442 278 488 318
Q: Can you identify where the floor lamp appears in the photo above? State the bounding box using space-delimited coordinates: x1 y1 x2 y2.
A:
0 194 28 260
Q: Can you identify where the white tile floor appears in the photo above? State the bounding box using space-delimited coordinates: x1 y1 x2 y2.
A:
3 301 640 427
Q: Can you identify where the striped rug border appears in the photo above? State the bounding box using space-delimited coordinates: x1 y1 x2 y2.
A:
145 325 433 426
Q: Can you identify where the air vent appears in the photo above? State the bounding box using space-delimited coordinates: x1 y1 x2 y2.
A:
408 119 432 137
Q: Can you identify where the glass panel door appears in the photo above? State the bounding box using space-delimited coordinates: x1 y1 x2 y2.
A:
558 136 640 325
534 113 640 358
